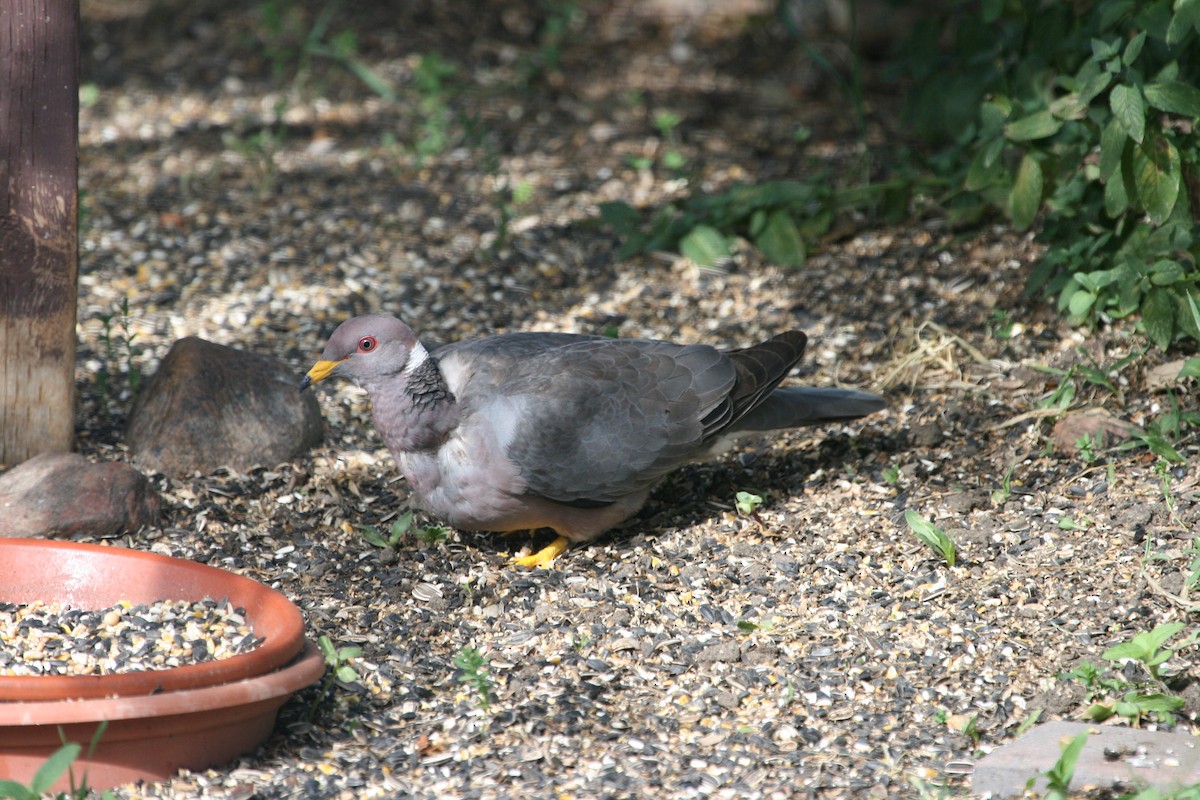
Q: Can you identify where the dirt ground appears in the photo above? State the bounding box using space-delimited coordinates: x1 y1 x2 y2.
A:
67 0 1200 797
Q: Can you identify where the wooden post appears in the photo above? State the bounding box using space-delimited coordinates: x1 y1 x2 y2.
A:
0 0 80 466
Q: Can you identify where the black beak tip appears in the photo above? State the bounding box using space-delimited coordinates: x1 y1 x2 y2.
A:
298 376 313 392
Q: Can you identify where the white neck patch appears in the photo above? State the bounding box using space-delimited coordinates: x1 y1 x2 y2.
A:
404 342 430 374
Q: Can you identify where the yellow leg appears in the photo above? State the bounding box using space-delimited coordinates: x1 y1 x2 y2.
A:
511 535 570 568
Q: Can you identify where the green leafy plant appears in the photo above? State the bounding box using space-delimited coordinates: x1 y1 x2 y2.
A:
904 509 957 567
961 713 981 748
1103 621 1184 680
905 0 1200 350
991 462 1016 505
95 298 142 407
453 646 493 711
735 491 763 516
255 0 392 99
597 178 911 269
492 177 535 252
412 52 459 162
359 511 414 549
359 512 448 549
513 0 579 86
415 523 450 547
881 464 901 486
1060 623 1191 726
626 110 687 173
1076 432 1101 464
1057 515 1091 531
0 722 112 800
988 309 1016 340
1034 730 1088 800
317 634 362 698
0 743 82 800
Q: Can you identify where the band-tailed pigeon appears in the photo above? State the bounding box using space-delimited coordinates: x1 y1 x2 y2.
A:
302 315 885 567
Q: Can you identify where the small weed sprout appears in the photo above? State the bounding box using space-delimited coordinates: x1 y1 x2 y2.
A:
881 464 901 486
311 635 363 717
453 646 493 711
413 53 458 163
96 298 142 407
0 743 82 800
318 635 362 687
359 511 414 549
991 462 1016 505
904 510 956 567
1075 432 1100 464
735 491 763 516
1102 621 1184 681
0 721 111 800
1060 623 1191 727
1035 730 1087 800
359 513 447 549
415 524 450 547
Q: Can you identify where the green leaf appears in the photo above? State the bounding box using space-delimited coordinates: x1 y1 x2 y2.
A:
1104 159 1131 217
1008 153 1043 230
29 743 81 794
1068 289 1097 320
1004 110 1063 141
1167 0 1200 44
1129 693 1185 713
1091 37 1120 60
965 145 1004 191
679 224 731 267
359 526 389 548
904 509 956 567
1142 287 1177 349
1077 70 1113 107
735 491 763 515
1048 93 1088 121
0 780 37 800
1098 119 1127 181
1122 30 1146 66
1110 84 1146 143
318 635 337 664
1150 260 1185 286
389 510 414 539
597 201 641 232
1178 357 1200 379
1133 137 1182 225
754 210 806 268
1143 81 1200 117
1106 622 1186 660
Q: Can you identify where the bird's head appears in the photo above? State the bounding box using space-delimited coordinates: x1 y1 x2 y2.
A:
300 315 427 391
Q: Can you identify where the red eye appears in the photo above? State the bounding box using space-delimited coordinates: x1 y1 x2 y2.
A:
358 336 377 352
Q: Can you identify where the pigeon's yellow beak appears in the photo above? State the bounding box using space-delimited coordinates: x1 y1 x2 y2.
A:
299 359 341 391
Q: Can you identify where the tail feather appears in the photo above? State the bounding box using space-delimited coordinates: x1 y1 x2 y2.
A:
730 386 886 432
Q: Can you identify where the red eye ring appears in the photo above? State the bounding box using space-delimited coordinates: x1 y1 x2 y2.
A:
358 336 378 352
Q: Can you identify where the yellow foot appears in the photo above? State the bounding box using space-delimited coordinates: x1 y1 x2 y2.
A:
511 536 570 569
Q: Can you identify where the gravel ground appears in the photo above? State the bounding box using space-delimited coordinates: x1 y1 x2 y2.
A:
65 1 1200 798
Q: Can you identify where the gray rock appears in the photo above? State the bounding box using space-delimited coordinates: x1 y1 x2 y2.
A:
973 720 1200 797
0 452 160 538
127 337 323 475
695 639 741 664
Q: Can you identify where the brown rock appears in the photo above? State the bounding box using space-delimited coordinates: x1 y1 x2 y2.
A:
1051 407 1138 454
0 452 160 538
127 337 323 475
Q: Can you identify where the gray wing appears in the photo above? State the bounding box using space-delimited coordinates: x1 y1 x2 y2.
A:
449 337 737 504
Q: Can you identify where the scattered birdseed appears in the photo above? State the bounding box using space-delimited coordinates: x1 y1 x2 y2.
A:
0 598 264 677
